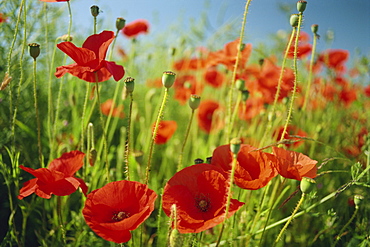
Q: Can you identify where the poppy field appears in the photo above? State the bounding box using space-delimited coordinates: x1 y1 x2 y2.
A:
1 0 370 246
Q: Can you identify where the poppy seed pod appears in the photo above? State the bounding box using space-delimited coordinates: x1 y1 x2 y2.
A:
300 177 316 193
162 71 176 88
230 138 242 155
188 94 201 110
235 79 245 91
290 14 300 28
116 17 126 30
311 24 319 34
28 43 40 60
124 77 135 93
297 1 307 13
90 5 100 17
354 195 364 208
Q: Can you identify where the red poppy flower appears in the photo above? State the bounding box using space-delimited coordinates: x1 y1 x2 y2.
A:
317 49 349 73
274 125 307 148
173 57 208 71
154 120 177 144
83 180 157 243
122 19 149 38
173 75 203 104
238 96 265 121
203 67 225 88
272 146 317 181
18 151 87 199
339 87 357 107
162 164 244 233
364 85 370 98
211 144 277 190
207 39 252 71
101 99 125 118
287 31 312 59
197 100 224 133
55 30 125 82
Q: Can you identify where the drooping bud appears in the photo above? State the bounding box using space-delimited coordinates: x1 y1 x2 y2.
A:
90 5 100 17
300 177 316 194
354 195 364 208
116 17 126 30
188 94 201 110
230 138 242 155
28 43 40 60
297 1 307 13
290 14 300 28
241 90 250 101
124 77 135 93
311 24 319 34
258 58 265 67
162 71 176 88
235 79 245 91
206 156 212 164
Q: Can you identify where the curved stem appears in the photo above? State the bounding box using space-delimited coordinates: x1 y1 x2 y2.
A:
332 206 359 247
177 109 195 171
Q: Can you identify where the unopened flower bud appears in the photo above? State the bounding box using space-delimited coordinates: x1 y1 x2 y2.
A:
28 43 40 60
235 79 245 91
189 94 201 110
116 17 126 30
242 90 250 101
230 138 242 155
194 158 204 164
169 229 183 247
300 177 316 194
354 195 364 208
90 5 100 17
0 73 12 91
206 156 212 164
162 71 176 88
297 1 307 13
59 34 73 42
124 77 135 93
258 58 265 67
311 24 319 34
89 148 97 166
290 14 300 28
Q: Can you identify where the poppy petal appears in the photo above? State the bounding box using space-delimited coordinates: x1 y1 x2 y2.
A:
82 30 115 61
105 61 125 81
57 42 96 65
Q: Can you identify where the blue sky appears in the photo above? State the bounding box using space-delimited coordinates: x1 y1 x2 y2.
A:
65 0 369 62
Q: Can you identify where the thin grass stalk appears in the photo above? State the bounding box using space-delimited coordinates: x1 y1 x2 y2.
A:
11 0 27 151
177 109 195 171
145 88 169 185
225 0 252 142
332 206 359 247
302 30 318 110
124 92 133 180
215 154 238 247
32 58 42 165
260 28 296 146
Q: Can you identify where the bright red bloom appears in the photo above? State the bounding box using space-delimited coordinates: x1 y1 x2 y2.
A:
364 85 370 98
274 125 307 148
238 96 265 121
211 144 278 190
287 31 312 59
154 120 177 144
83 180 157 243
55 30 124 82
162 164 244 233
339 87 357 107
203 67 225 88
197 100 224 133
173 57 208 71
18 151 87 199
122 19 149 38
317 49 349 73
100 99 124 118
272 146 317 181
173 75 203 104
207 39 252 71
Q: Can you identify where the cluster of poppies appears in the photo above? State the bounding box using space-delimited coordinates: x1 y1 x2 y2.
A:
18 141 317 243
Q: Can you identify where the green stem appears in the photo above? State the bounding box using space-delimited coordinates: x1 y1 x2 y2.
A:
33 59 42 165
124 92 133 181
332 206 359 247
57 197 67 245
177 109 195 171
279 14 303 143
225 0 252 142
66 1 72 40
93 16 97 34
273 193 306 245
145 88 169 185
215 154 238 246
229 89 243 136
302 32 318 111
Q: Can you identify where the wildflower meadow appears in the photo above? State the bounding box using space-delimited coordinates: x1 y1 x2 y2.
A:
1 0 369 246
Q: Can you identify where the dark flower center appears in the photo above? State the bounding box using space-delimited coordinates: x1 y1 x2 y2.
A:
195 194 211 212
112 211 130 222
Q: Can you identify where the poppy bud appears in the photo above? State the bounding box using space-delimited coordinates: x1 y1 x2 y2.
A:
230 138 242 155
194 158 204 164
133 150 144 165
90 5 100 17
89 148 97 166
300 177 316 193
59 34 73 42
290 14 300 28
297 1 307 13
28 43 40 60
124 76 135 93
242 90 250 101
169 229 183 247
258 58 265 67
311 24 319 34
206 156 212 164
162 71 176 88
0 72 12 91
354 195 364 208
116 17 126 30
235 79 245 91
188 94 201 110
